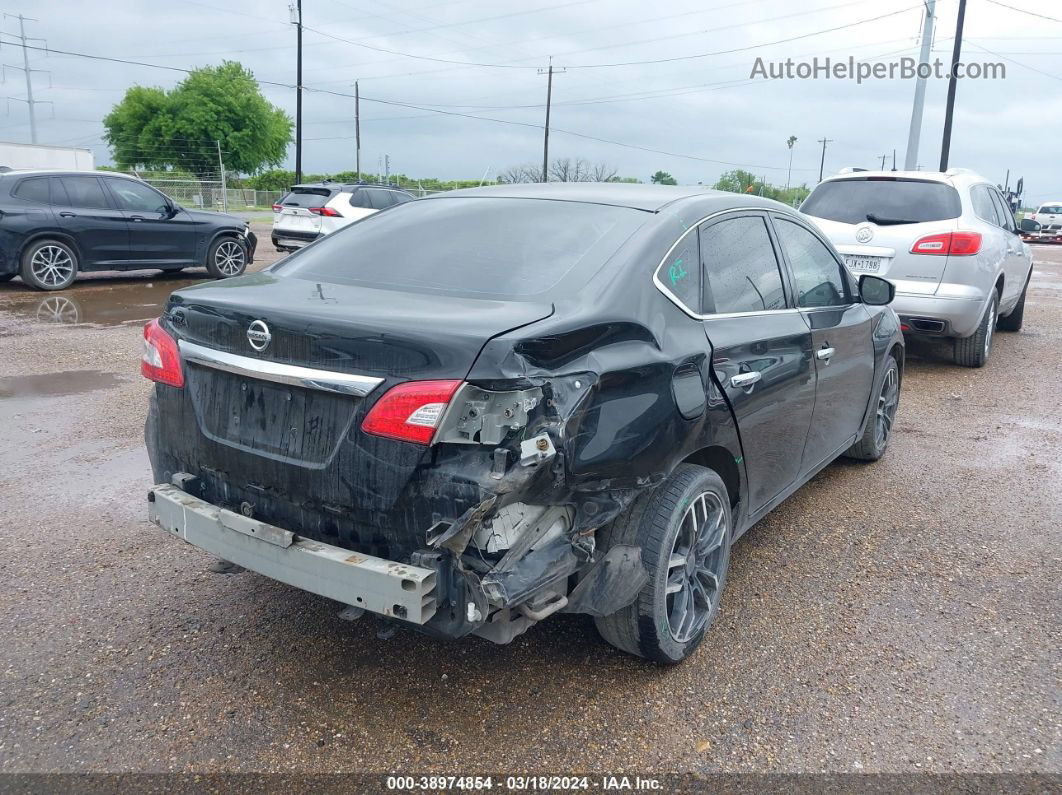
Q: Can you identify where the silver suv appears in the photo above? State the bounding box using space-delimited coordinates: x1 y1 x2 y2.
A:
802 169 1032 367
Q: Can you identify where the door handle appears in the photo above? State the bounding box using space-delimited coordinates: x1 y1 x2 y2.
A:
817 346 836 364
130 215 145 222
58 211 76 218
730 371 762 390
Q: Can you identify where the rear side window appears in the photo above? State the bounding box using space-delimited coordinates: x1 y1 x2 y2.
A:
367 189 395 210
970 185 999 225
349 189 372 209
13 177 50 204
275 197 646 299
57 176 111 210
801 178 962 224
661 232 701 312
282 188 334 208
774 218 850 308
699 216 787 314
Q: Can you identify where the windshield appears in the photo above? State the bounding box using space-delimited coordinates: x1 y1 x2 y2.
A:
801 178 962 224
274 197 648 298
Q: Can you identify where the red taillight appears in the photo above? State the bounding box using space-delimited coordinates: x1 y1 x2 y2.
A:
900 323 911 332
141 318 184 388
272 203 282 212
309 206 341 217
910 231 982 256
361 380 462 445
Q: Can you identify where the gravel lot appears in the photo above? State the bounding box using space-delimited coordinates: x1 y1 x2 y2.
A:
0 224 1058 775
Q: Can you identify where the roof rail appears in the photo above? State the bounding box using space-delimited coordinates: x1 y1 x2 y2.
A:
838 167 869 174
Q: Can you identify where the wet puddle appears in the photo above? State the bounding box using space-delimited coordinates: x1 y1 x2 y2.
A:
0 369 125 399
0 276 205 327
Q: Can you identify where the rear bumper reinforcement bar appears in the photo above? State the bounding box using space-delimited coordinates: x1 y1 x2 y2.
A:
148 482 438 624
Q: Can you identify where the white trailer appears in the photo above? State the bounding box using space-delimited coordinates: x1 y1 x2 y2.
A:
0 141 94 171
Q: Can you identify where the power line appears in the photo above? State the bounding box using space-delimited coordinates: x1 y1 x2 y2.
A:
982 0 1062 25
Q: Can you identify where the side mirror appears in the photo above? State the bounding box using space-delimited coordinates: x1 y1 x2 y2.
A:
859 274 894 306
1019 218 1041 233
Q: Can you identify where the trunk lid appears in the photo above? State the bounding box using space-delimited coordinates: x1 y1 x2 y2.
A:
809 216 958 295
152 273 553 558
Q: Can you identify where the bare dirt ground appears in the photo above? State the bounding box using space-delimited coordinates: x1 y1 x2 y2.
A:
0 225 1058 774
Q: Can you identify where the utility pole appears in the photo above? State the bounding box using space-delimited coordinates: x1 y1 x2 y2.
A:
785 135 797 192
880 153 888 170
892 148 897 170
216 140 228 213
354 80 361 181
538 58 565 183
384 154 390 183
4 14 50 144
817 138 833 182
904 0 936 171
292 0 304 183
939 0 967 172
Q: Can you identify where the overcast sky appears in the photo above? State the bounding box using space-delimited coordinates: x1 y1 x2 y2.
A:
6 0 1060 203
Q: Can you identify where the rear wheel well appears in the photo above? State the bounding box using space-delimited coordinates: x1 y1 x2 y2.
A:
681 445 740 507
19 231 82 266
994 273 1005 299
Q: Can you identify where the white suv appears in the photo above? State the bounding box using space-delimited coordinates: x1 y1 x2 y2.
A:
801 169 1032 367
1028 201 1062 238
271 182 415 251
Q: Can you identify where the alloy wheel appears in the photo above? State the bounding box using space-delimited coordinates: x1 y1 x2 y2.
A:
874 365 900 449
214 241 246 276
30 245 74 288
665 491 727 643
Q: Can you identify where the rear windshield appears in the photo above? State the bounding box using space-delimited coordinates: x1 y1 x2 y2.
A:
281 187 335 208
273 197 647 298
1038 205 1062 214
801 178 962 224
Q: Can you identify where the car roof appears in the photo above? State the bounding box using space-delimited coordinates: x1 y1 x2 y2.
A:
289 182 410 192
819 168 992 188
424 182 785 212
0 169 141 180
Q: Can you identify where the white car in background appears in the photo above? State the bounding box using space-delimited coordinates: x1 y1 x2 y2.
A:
801 169 1032 367
1028 201 1062 236
271 182 415 251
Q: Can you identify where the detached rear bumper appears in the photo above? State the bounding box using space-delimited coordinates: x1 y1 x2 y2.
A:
148 482 438 624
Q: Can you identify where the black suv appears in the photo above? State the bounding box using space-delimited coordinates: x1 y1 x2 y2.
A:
0 171 256 291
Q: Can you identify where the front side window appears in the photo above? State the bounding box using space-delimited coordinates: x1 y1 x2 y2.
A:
990 190 1015 231
58 176 110 210
108 179 170 213
699 216 787 314
13 177 50 204
774 218 850 309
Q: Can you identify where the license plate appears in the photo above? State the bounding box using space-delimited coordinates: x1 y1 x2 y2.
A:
845 256 882 272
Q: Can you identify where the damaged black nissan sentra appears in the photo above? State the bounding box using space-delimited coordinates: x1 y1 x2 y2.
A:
143 184 903 663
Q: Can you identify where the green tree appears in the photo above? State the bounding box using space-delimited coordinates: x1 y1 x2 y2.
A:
650 170 677 185
103 61 292 178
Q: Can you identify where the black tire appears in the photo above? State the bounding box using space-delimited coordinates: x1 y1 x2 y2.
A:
594 464 732 664
954 290 998 368
843 355 900 461
0 273 15 282
205 236 247 279
997 276 1029 332
19 239 78 291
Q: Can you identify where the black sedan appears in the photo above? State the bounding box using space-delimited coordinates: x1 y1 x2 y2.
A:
0 170 254 290
143 184 902 663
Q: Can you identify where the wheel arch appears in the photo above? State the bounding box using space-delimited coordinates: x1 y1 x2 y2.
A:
18 230 83 268
681 444 741 509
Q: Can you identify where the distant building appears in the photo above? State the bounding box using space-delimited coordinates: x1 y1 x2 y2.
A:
0 141 94 171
